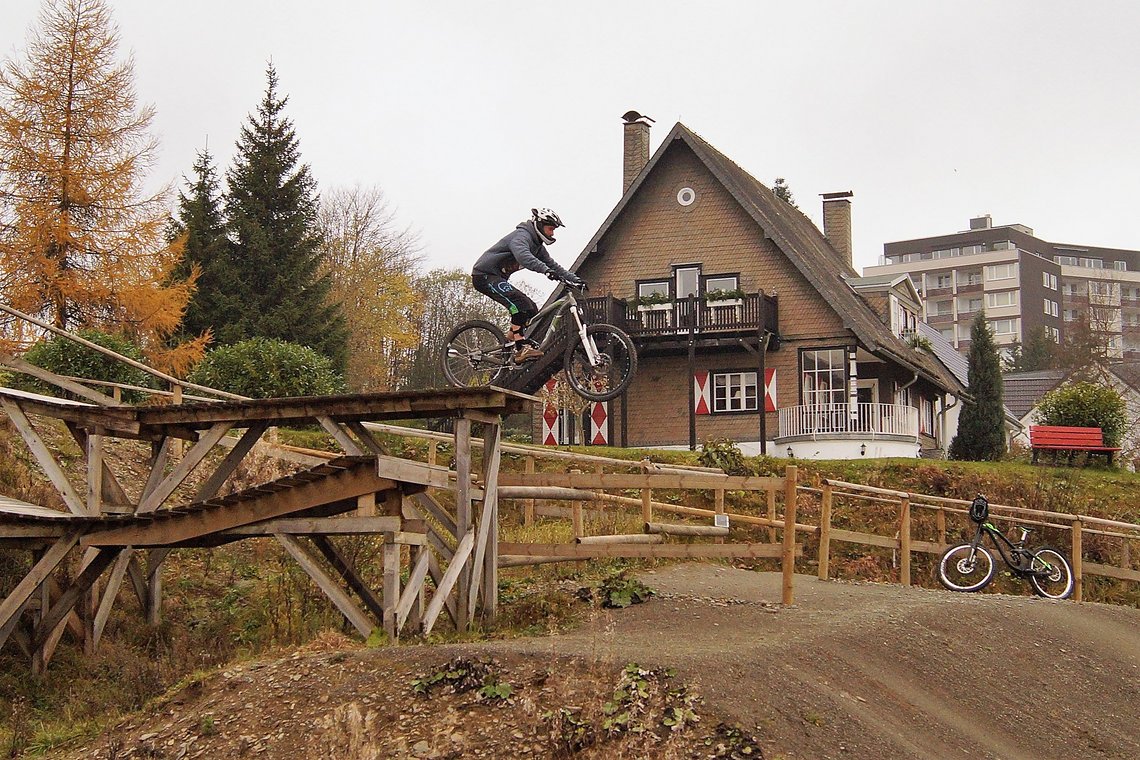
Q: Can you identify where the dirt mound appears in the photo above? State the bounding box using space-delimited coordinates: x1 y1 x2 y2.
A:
60 566 1140 759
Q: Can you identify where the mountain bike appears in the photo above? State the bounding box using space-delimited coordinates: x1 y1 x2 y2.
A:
937 495 1074 599
441 280 638 402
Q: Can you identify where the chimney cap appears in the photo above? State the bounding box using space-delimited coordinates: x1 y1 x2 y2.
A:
820 191 854 200
621 110 655 125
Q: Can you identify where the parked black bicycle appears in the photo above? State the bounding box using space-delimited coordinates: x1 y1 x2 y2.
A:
441 280 637 402
937 495 1074 599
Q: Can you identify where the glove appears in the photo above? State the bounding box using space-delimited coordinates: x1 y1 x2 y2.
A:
566 274 587 289
544 270 561 281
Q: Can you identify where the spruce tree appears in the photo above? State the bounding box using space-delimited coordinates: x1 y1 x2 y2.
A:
222 65 347 369
169 148 233 341
949 311 1007 460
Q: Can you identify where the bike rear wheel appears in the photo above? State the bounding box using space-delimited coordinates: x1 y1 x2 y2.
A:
1027 546 1074 600
937 543 996 592
564 324 638 402
441 320 510 388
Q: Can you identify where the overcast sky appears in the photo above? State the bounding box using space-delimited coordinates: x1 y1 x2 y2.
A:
3 1 1139 297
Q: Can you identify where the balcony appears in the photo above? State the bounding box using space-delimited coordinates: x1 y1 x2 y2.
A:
582 292 779 341
776 403 920 459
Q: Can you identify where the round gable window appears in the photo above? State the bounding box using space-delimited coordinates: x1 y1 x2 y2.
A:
677 187 696 206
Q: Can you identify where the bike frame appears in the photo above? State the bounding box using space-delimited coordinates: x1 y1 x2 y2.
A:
968 521 1049 576
524 286 600 366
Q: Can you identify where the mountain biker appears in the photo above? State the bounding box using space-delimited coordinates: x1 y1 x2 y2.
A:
471 207 586 363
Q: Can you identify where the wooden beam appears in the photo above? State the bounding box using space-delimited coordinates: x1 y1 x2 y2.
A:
497 542 796 559
309 536 386 620
218 516 402 537
412 492 458 539
1 399 87 515
468 422 501 623
382 540 399 638
375 455 449 488
453 417 472 630
422 529 474 637
86 429 104 515
0 532 80 651
92 549 132 647
577 533 663 545
137 422 234 513
33 548 121 647
426 550 457 628
395 548 431 633
275 534 374 637
195 422 269 501
645 522 729 537
139 438 173 504
317 416 364 456
67 423 133 509
0 352 123 406
498 471 783 491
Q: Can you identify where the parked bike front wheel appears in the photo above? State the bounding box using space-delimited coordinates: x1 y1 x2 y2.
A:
441 320 509 389
1027 546 1074 600
564 325 638 402
937 543 996 592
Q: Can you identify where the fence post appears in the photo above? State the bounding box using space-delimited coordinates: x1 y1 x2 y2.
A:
427 441 438 466
767 489 777 543
818 482 832 580
714 488 725 544
899 495 911 586
935 506 946 546
1071 518 1083 602
524 456 535 527
782 465 798 605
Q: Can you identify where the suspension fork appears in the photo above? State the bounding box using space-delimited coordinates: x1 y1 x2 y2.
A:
569 304 600 365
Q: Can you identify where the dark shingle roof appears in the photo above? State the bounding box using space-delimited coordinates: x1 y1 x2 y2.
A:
1001 370 1067 418
569 122 965 396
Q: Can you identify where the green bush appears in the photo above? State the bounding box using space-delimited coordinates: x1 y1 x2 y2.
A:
188 338 345 398
698 437 750 475
1036 381 1127 448
9 330 157 403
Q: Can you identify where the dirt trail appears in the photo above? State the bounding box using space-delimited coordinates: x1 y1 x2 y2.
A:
60 565 1140 760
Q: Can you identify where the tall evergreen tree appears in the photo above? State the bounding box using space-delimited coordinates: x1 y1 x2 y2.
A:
1003 325 1058 373
222 65 347 369
949 311 1007 460
169 148 232 342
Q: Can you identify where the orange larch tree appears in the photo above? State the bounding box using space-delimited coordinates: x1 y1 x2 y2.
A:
0 0 205 374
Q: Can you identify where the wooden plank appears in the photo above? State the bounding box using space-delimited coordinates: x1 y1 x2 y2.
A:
426 550 457 627
0 351 123 406
195 422 269 501
498 471 782 491
382 540 400 638
412 492 458 539
92 549 133 647
218 516 402 537
87 430 104 515
33 547 121 647
577 533 663 545
1084 562 1140 582
140 438 173 504
645 522 729 537
375 455 449 488
344 420 385 456
137 422 234 513
782 465 798 606
309 536 386 621
496 542 797 559
275 534 374 637
828 528 900 549
422 529 475 637
1 399 87 515
466 430 500 622
0 531 80 651
317 416 365 456
453 418 472 631
480 422 501 623
395 545 431 632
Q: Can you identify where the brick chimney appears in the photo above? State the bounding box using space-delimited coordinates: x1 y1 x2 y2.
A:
621 110 654 194
821 191 854 266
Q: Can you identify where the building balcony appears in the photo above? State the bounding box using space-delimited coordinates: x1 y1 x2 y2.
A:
775 403 920 459
582 292 779 342
925 313 954 324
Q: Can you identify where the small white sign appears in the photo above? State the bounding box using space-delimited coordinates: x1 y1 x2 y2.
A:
714 514 729 529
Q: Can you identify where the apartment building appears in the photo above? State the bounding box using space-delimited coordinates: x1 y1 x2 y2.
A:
865 215 1140 360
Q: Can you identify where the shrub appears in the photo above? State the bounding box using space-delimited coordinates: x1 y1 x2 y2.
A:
188 338 345 398
1036 381 1127 448
698 437 750 475
9 330 157 403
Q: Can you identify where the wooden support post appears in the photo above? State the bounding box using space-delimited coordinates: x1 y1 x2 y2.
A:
383 538 400 639
146 554 163 625
782 465 797 606
395 546 431 635
86 429 104 515
93 550 133 648
357 492 377 517
714 489 725 544
524 456 536 527
482 423 501 624
818 482 832 580
427 441 438 466
899 495 911 586
276 534 374 637
310 537 386 621
572 501 584 540
0 532 80 651
137 422 234 513
936 507 946 546
194 421 269 501
453 417 472 631
2 399 87 514
1071 519 1083 602
767 490 777 543
641 489 652 523
423 529 474 637
468 421 501 624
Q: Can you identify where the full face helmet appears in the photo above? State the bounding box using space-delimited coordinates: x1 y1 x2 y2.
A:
531 207 564 244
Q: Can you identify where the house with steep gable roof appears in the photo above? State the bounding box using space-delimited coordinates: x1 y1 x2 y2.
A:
516 115 965 458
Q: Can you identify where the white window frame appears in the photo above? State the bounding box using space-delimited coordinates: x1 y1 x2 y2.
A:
986 291 1018 308
985 263 1017 281
801 349 846 408
990 318 1020 336
712 371 758 413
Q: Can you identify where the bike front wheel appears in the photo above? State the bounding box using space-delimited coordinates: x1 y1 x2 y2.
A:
441 320 509 389
1027 546 1074 600
564 324 638 402
937 543 996 592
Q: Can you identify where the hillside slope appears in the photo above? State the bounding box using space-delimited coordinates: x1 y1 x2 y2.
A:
59 565 1140 760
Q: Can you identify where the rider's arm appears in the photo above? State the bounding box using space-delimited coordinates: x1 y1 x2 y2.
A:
508 230 567 279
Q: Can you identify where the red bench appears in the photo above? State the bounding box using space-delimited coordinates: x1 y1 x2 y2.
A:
1029 425 1120 465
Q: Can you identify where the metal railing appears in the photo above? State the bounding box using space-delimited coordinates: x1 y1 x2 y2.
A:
778 402 919 438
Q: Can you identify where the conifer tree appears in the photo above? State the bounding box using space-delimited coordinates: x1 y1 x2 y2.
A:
0 0 205 371
949 311 1007 460
169 148 231 342
222 65 347 369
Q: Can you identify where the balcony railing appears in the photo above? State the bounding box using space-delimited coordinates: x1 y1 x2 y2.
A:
777 403 919 439
582 292 778 339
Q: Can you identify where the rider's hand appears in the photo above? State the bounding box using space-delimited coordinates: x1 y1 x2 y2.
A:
566 274 587 289
544 270 561 281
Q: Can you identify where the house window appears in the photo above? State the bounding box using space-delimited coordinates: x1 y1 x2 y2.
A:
939 327 954 341
930 299 952 316
1042 272 1058 290
1063 309 1080 322
985 263 1017 281
961 244 982 256
920 397 935 436
959 296 983 313
1114 261 1128 272
801 349 846 407
986 291 1017 308
674 265 700 298
1050 326 1060 341
638 280 669 299
934 273 954 289
1044 299 1059 317
990 318 1019 336
963 270 983 285
703 274 739 295
712 371 757 412
1079 258 1104 269
1055 255 1078 266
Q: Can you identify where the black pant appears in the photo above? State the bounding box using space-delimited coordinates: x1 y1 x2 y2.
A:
471 273 537 330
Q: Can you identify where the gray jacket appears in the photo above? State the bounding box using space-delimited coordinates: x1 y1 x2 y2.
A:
473 221 572 280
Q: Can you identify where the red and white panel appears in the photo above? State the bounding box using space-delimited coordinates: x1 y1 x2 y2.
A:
541 378 561 445
764 368 777 412
589 401 609 445
693 371 711 415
